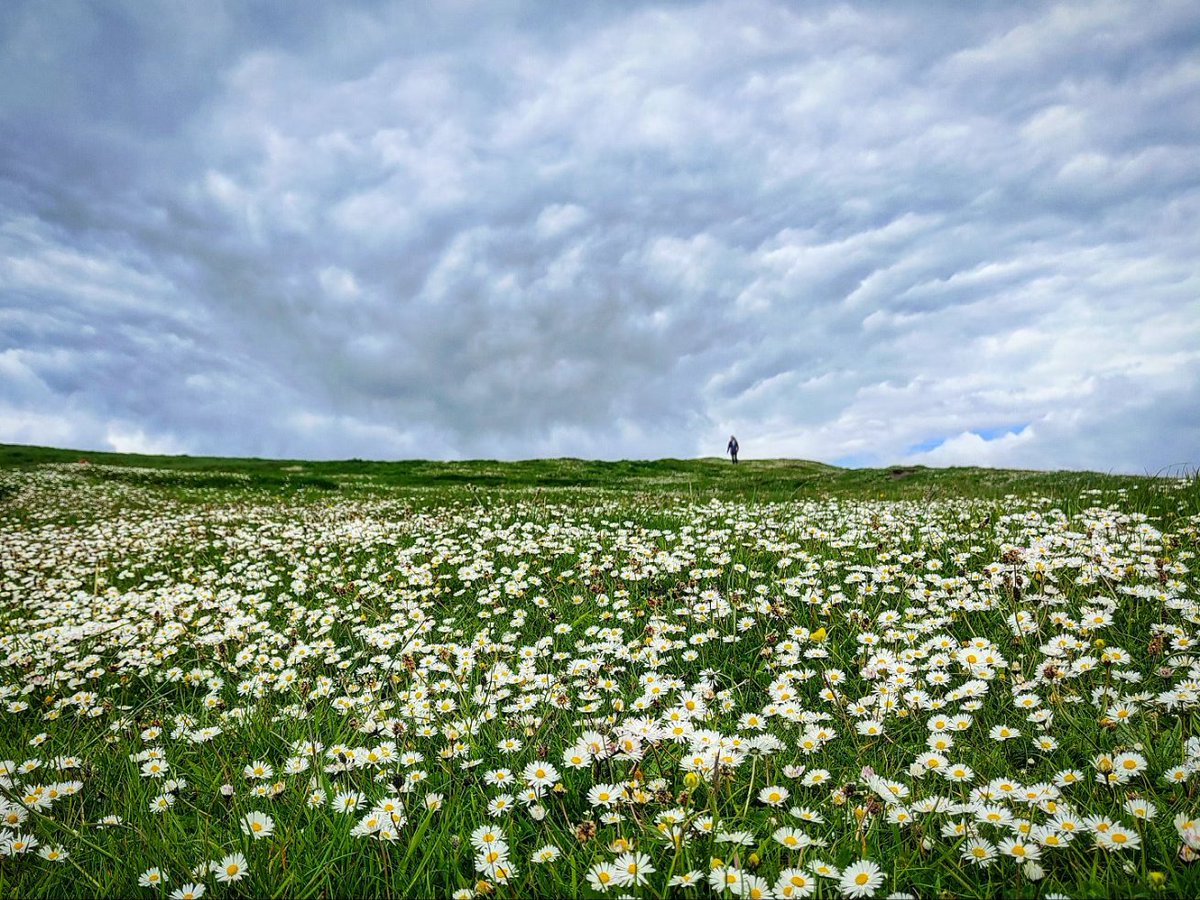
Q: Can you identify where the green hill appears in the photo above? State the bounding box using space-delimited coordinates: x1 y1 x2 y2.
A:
1 441 1193 507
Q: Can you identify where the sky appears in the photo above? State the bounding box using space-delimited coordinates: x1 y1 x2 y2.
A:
1 1 1198 472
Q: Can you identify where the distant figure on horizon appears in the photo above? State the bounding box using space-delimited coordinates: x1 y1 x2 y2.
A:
727 435 739 464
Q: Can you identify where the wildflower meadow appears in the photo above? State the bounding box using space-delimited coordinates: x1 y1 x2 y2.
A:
2 451 1199 899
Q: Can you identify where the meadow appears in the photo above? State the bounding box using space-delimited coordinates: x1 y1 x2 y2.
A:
1 445 1199 899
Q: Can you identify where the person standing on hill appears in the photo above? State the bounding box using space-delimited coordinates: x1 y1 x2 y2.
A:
727 435 739 464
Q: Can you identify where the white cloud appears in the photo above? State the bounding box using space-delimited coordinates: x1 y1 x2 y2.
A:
534 203 588 239
104 424 186 456
318 266 360 301
903 428 1038 469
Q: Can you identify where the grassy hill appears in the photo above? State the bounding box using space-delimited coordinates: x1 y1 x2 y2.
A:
1 441 1193 507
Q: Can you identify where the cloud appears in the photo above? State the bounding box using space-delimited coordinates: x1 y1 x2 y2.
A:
0 0 1197 470
104 424 186 456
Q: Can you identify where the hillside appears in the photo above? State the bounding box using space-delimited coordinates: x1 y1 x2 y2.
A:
1 442 1190 507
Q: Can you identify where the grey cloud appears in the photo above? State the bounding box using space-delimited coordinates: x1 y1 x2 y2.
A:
1 0 1197 468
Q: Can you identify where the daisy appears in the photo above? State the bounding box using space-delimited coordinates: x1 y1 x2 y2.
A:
5 834 37 855
961 839 997 867
138 868 169 888
475 843 510 871
774 826 812 850
729 872 772 899
775 867 816 899
759 785 789 806
215 852 248 883
1051 812 1084 834
716 830 755 846
1022 861 1046 882
1163 766 1191 785
791 806 824 824
999 838 1040 862
886 806 915 827
353 811 386 836
1096 826 1141 851
37 845 68 862
912 752 947 776
243 760 273 780
331 790 365 814
587 783 622 808
470 825 505 850
668 870 703 888
943 763 975 783
486 861 518 884
168 885 205 900
483 768 514 787
486 794 514 817
989 777 1022 798
586 862 619 893
522 761 560 787
839 860 885 898
1032 827 1072 849
241 811 275 840
809 860 840 879
563 747 592 769
612 851 655 888
1053 769 1084 788
1010 818 1035 837
1124 798 1158 820
1086 815 1117 835
531 845 560 863
708 865 748 893
941 819 970 839
974 805 1012 828
1112 751 1147 777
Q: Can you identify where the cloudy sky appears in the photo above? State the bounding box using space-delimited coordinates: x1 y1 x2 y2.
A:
2 1 1198 471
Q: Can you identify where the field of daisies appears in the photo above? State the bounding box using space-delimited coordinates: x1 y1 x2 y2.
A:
2 460 1200 899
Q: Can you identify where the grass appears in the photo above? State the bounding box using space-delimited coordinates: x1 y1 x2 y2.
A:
0 442 1198 898
0 441 1186 504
